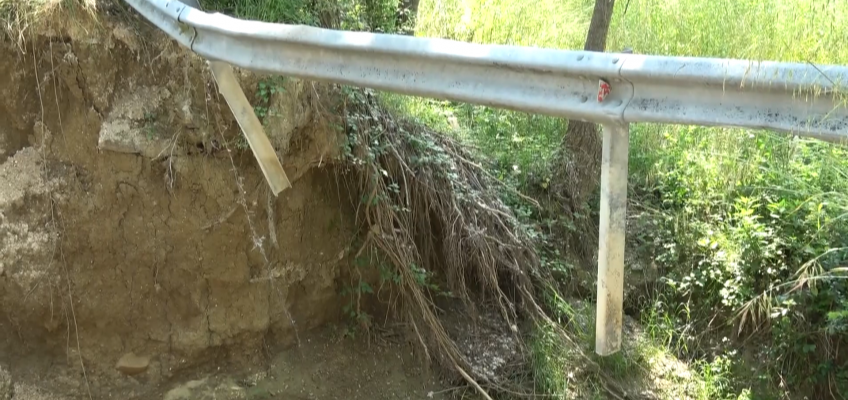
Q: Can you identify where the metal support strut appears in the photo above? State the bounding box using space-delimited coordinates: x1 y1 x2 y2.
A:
595 122 629 356
179 0 291 196
209 61 291 195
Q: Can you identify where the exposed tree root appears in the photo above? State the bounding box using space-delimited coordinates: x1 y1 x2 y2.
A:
316 87 627 398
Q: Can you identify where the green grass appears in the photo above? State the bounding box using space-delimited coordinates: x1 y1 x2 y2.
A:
385 0 848 398
419 0 848 62
533 297 750 399
380 95 566 190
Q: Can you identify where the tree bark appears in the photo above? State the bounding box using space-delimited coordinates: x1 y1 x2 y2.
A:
582 0 616 52
554 0 616 259
560 0 616 204
397 0 420 35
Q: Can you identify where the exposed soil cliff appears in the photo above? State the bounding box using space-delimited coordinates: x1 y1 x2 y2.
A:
0 12 360 398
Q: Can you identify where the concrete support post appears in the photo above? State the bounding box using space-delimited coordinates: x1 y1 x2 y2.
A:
595 122 630 356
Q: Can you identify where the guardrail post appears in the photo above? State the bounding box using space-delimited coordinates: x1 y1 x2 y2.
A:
595 122 629 356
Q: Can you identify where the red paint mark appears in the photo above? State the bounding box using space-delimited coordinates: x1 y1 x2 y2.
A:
598 79 611 102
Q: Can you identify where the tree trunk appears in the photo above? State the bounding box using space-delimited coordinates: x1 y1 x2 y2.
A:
582 0 616 52
397 0 420 35
554 0 616 259
564 0 616 201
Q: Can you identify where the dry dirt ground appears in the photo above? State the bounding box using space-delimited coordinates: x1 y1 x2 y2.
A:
181 327 447 400
0 9 447 399
4 326 446 399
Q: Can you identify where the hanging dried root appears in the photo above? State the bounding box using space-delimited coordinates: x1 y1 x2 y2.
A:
315 86 626 399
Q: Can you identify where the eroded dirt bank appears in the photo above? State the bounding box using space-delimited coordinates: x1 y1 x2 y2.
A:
0 13 368 398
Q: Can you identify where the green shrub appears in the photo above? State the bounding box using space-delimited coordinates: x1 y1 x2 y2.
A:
631 125 848 395
201 0 405 33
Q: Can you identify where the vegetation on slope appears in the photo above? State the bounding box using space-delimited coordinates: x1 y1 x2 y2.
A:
398 0 848 398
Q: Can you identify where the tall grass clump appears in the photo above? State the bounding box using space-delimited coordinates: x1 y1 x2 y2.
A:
617 1 848 396
0 0 96 43
630 125 848 397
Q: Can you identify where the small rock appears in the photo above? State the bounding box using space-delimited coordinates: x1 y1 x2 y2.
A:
112 26 140 52
163 378 208 400
116 352 150 376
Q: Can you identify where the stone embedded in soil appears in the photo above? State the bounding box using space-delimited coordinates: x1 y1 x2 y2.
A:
97 86 173 158
112 26 140 51
98 119 172 158
163 377 248 400
115 352 150 376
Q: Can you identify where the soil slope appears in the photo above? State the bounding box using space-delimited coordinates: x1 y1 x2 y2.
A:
0 12 361 398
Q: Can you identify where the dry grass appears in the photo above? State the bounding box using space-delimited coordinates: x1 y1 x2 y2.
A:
0 0 97 47
322 87 634 399
335 88 537 395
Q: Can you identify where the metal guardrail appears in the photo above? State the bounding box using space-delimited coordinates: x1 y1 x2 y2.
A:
125 0 848 358
129 0 848 141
